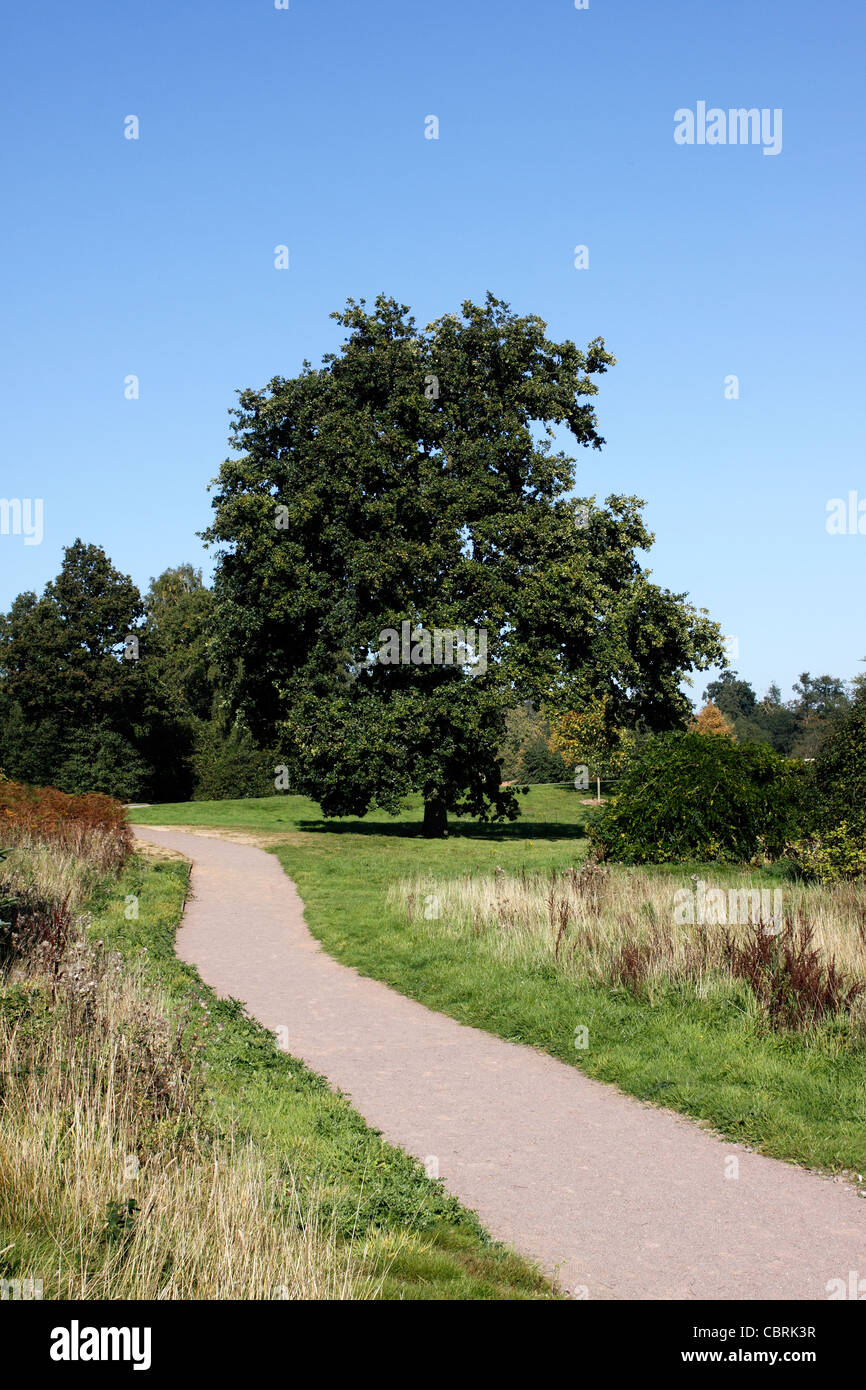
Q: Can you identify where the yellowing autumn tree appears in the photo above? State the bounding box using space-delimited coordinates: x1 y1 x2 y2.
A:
549 696 632 800
689 701 736 738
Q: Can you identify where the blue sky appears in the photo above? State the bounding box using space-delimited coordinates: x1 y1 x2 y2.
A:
1 0 863 705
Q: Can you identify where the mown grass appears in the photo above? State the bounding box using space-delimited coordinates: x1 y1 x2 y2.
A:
133 788 866 1176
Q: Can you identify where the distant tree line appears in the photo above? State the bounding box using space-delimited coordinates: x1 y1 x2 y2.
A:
500 665 866 793
2 540 861 817
0 541 275 802
701 669 862 758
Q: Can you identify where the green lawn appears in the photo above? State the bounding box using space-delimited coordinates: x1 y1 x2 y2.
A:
133 788 866 1176
84 854 557 1300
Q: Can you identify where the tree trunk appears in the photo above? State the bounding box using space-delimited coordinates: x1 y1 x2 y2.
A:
423 798 448 837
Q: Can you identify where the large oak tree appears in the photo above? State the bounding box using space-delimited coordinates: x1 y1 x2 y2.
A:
204 293 724 834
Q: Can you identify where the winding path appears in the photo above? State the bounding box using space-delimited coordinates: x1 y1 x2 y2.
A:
134 825 866 1301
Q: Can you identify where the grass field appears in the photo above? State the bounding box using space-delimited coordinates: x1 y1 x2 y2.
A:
0 846 555 1300
133 788 866 1178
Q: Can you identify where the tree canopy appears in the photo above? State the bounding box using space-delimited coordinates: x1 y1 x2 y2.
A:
0 541 150 794
704 669 853 756
689 701 736 738
204 293 725 834
0 546 271 802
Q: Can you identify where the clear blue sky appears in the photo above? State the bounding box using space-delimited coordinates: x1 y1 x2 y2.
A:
2 0 863 705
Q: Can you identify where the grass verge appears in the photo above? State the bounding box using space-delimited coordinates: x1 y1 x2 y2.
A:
0 848 556 1300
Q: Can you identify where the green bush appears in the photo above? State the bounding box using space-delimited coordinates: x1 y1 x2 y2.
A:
190 719 277 801
787 822 866 884
814 689 866 839
54 724 152 802
785 691 866 879
588 731 811 864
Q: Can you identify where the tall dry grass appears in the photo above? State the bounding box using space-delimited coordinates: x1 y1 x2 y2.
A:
2 837 104 912
0 835 387 1299
1 927 385 1299
389 861 866 1028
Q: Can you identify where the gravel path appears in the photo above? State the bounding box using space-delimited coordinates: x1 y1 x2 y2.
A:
133 824 866 1301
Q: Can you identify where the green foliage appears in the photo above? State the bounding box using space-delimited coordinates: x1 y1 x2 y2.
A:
499 705 567 783
518 735 568 784
143 565 215 725
0 541 154 797
787 823 866 884
204 293 724 834
786 692 866 880
499 706 541 782
0 546 263 804
792 671 851 724
0 705 64 790
814 687 866 839
549 696 634 782
589 732 811 864
704 671 757 720
103 1198 139 1246
2 540 145 725
54 724 152 802
704 670 851 757
190 718 278 802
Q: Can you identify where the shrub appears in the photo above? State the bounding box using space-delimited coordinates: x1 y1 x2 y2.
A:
190 719 278 801
814 688 866 839
588 731 811 864
787 822 866 884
